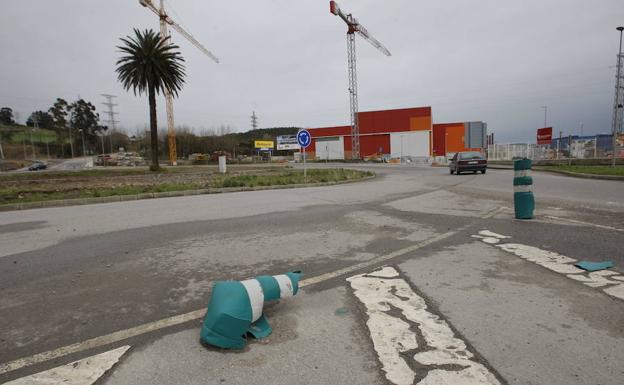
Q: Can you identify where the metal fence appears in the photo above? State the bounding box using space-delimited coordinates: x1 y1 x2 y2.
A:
487 134 623 160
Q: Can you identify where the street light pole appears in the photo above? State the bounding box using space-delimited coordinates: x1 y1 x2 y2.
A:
613 26 624 167
79 129 86 157
541 106 548 127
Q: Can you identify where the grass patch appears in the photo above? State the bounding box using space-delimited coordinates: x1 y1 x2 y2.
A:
0 168 373 206
10 129 58 144
0 182 202 205
541 165 624 176
211 168 373 188
0 168 168 181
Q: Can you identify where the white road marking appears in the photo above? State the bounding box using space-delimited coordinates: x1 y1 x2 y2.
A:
567 270 623 288
364 266 401 278
0 309 204 375
543 215 624 233
473 231 624 301
477 230 510 239
0 228 463 376
348 267 502 385
496 243 585 274
472 230 510 244
4 345 130 385
604 284 624 299
472 235 502 244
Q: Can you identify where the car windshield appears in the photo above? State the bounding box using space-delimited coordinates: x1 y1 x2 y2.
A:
460 152 483 159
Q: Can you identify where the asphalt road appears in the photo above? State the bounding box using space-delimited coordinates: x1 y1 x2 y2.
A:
1 165 623 385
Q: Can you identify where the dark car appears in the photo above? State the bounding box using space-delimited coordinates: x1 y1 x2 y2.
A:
28 161 47 171
449 151 486 175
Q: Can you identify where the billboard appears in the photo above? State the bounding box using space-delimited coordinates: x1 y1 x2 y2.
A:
254 140 274 149
537 127 552 145
464 122 487 148
276 135 300 151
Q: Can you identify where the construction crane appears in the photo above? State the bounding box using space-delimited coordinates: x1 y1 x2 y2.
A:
329 1 391 160
138 0 219 165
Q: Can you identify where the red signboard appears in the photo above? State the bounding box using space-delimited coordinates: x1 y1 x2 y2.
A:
537 127 553 145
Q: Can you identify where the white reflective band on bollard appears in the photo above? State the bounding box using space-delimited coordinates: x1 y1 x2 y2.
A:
514 185 533 193
273 275 294 298
241 279 265 322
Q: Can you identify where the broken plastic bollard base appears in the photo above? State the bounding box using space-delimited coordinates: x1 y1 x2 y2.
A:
200 271 302 349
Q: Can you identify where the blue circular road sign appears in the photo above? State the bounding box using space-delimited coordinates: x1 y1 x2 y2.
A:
297 129 311 148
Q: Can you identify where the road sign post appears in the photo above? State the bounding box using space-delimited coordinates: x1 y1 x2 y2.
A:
297 129 312 182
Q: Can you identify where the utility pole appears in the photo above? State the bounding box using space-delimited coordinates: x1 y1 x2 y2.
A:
67 118 75 158
22 132 26 160
101 94 119 154
80 129 86 156
31 116 38 158
568 134 573 166
541 106 548 127
251 111 258 131
612 26 624 167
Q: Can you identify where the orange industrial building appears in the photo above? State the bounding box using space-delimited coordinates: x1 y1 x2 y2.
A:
305 106 486 160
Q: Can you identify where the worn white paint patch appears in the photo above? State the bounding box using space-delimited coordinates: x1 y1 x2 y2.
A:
603 284 624 300
567 270 622 288
5 345 130 385
474 230 624 301
365 266 400 278
478 230 510 239
496 243 585 274
348 267 501 385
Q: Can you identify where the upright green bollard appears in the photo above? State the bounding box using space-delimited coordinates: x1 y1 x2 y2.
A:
513 158 534 219
200 271 302 349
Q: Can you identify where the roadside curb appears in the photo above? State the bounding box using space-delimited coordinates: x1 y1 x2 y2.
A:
485 165 513 170
487 165 624 181
532 168 624 181
0 175 376 212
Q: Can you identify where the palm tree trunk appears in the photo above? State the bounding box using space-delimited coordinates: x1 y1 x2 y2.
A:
148 85 159 171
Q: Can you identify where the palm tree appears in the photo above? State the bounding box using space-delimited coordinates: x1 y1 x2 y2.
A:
116 28 185 171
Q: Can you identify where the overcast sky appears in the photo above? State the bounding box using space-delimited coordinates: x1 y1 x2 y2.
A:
1 0 622 142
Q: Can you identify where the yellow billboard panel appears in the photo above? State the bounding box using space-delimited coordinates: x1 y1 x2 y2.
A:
254 140 274 149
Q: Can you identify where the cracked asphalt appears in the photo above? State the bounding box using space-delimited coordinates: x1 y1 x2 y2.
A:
1 165 623 385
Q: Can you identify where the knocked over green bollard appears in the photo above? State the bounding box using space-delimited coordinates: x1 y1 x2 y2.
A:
200 271 302 349
513 158 534 219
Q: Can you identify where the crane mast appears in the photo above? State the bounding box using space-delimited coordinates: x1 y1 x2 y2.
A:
330 1 390 159
139 0 219 165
